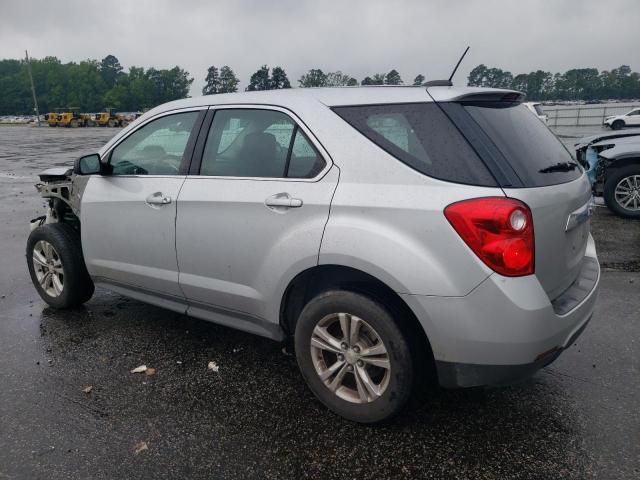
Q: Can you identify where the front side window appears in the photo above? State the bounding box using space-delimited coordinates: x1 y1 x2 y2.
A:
200 109 325 178
109 112 198 175
628 109 640 116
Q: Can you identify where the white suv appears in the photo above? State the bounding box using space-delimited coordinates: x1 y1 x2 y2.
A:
604 108 640 130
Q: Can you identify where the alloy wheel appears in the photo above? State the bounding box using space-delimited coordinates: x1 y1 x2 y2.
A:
310 312 391 404
614 175 640 212
32 240 64 297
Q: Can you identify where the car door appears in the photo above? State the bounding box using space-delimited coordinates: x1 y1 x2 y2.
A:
626 109 640 126
176 106 338 337
81 109 204 304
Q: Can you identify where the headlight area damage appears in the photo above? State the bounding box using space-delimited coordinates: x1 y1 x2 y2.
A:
31 167 88 232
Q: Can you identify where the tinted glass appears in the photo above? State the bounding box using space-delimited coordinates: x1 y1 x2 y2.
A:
288 129 326 178
462 103 582 187
333 103 496 186
201 109 292 177
110 112 197 175
200 109 324 178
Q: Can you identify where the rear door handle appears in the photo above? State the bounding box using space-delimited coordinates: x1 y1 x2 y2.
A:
146 192 172 206
265 193 303 209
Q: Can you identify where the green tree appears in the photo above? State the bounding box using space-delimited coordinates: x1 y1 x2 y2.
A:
270 66 291 89
100 55 123 89
385 69 403 85
127 66 154 109
202 66 220 95
299 69 327 87
362 74 385 85
218 66 239 93
413 74 425 86
347 77 358 86
467 64 488 86
467 64 512 88
325 71 355 87
246 65 271 91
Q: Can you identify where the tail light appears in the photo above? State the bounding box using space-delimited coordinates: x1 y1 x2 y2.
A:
444 197 534 277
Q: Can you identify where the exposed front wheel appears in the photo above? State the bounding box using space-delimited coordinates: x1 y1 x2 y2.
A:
27 223 95 308
611 120 625 130
603 165 640 218
294 291 413 423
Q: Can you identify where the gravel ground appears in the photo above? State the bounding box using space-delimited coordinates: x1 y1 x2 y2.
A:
0 126 638 479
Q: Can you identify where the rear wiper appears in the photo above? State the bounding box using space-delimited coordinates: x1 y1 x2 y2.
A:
539 162 579 173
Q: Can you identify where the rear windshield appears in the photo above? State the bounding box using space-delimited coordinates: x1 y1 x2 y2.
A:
332 103 497 186
448 102 582 187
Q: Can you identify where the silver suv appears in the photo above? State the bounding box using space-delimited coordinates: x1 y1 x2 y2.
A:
27 86 600 423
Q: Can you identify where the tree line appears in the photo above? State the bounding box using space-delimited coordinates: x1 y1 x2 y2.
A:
1 53 639 115
203 65 420 92
468 64 640 101
0 55 192 115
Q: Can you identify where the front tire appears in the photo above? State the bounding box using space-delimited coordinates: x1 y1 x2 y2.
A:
27 223 95 308
603 164 640 218
612 120 625 130
294 290 413 423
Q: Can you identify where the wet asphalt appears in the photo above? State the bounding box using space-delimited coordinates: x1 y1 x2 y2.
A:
0 126 639 479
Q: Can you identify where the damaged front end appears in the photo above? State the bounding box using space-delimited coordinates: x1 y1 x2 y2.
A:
32 167 89 232
575 129 640 195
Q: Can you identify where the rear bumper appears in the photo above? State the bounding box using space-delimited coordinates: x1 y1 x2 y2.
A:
435 318 590 388
401 235 600 388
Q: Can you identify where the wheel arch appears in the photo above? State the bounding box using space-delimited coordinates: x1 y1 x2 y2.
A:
279 264 436 380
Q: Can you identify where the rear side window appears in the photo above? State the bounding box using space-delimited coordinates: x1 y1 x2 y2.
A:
458 103 582 187
332 103 497 186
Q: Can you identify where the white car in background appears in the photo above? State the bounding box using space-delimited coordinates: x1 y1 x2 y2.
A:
604 108 640 130
523 102 548 124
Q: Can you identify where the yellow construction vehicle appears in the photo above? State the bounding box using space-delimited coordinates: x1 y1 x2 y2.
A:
95 109 124 127
55 109 96 128
46 112 59 127
56 108 82 128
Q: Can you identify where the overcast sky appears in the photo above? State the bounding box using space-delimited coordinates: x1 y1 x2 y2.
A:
1 0 637 93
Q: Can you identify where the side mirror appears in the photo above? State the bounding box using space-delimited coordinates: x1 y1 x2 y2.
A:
74 154 102 175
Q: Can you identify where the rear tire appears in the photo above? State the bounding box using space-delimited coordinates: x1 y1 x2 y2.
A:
603 164 640 218
612 120 625 130
294 290 413 423
27 223 94 308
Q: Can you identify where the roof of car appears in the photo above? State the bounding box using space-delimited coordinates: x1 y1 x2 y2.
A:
145 85 522 117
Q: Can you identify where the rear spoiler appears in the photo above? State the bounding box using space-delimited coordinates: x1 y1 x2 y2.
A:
427 87 525 107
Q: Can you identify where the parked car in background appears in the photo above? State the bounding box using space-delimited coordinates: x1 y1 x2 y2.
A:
603 107 640 130
27 86 599 423
523 102 548 124
576 129 640 218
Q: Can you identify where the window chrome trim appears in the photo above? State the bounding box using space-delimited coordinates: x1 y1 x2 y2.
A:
187 104 334 183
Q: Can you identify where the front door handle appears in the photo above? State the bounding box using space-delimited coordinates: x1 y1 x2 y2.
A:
265 193 303 209
146 192 172 206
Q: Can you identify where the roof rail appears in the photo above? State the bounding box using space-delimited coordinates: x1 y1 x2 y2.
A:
422 80 453 87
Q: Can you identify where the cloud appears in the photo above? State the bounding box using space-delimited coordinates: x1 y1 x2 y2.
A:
1 0 637 93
